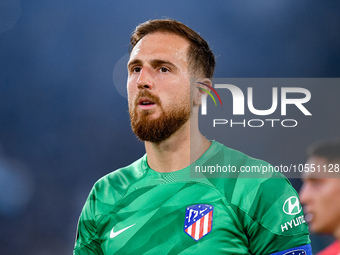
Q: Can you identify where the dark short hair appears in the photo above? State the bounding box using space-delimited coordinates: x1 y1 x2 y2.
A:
307 138 340 162
130 19 215 78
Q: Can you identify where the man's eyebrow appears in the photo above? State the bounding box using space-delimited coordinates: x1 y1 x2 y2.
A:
127 59 142 69
150 59 177 69
127 59 178 69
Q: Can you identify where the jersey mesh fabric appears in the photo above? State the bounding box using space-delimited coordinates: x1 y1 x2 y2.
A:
74 141 311 254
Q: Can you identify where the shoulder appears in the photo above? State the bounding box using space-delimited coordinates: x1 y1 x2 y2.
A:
90 155 147 205
201 141 295 200
206 141 310 252
205 140 290 183
206 141 307 234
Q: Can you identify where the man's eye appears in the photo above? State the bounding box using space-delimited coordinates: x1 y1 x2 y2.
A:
160 67 169 73
133 67 141 72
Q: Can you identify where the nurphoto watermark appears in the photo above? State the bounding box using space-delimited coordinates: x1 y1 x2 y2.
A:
198 78 312 128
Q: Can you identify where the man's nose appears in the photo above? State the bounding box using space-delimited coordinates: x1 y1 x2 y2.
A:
137 68 153 90
299 184 310 204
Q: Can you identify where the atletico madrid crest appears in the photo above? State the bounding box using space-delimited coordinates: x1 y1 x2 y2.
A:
184 204 213 241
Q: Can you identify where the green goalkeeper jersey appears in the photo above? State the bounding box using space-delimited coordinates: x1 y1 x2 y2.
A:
74 141 311 255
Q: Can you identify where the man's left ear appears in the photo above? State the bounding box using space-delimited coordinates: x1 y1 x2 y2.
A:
194 78 212 106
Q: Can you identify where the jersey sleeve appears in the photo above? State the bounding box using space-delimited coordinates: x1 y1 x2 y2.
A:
233 162 311 254
198 141 312 254
73 189 104 255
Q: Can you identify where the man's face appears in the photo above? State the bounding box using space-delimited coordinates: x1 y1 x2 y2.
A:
127 32 192 142
299 156 340 235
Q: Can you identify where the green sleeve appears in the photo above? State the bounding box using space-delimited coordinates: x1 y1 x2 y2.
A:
232 172 310 254
73 190 104 255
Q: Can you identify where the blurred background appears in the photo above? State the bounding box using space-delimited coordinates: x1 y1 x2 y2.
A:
1 0 340 254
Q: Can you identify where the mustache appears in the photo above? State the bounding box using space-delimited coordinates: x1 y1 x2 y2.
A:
134 90 161 106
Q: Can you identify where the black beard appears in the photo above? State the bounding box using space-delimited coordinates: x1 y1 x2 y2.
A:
129 91 190 143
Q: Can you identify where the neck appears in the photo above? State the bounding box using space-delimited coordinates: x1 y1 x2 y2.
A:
144 119 211 173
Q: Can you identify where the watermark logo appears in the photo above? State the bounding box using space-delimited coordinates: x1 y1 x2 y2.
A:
200 84 311 116
198 79 312 128
197 82 222 108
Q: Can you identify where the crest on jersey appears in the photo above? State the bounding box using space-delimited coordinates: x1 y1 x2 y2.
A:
184 204 213 241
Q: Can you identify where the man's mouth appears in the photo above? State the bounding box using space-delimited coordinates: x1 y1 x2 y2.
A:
138 98 156 109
